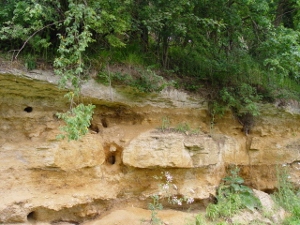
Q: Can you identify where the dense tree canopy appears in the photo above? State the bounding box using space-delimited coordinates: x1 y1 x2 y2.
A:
1 0 300 139
1 0 300 82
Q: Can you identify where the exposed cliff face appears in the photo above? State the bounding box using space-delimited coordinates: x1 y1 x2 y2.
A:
0 68 299 224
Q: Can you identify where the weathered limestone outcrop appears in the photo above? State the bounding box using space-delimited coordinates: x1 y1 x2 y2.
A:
0 66 300 223
122 132 239 168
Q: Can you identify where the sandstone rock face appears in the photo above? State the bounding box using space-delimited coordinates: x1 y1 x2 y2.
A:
123 132 218 168
123 131 241 168
84 207 197 225
0 67 300 223
249 136 300 164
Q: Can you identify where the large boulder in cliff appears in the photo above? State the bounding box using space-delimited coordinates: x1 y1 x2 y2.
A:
122 130 243 168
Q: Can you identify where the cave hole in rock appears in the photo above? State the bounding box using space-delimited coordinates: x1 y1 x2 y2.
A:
101 118 108 128
53 113 59 120
107 153 116 165
27 211 36 222
263 188 277 194
51 220 80 225
24 106 33 113
89 124 99 133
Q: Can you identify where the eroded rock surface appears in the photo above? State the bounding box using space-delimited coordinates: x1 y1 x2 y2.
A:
0 67 300 223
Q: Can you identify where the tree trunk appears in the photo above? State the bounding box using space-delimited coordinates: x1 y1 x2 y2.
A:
273 0 288 27
140 25 149 53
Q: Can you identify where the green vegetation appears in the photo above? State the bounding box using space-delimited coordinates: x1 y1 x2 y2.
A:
273 166 300 224
175 122 192 133
206 166 261 221
145 172 194 225
147 195 164 225
158 116 171 133
1 3 300 224
142 167 300 225
175 122 200 135
203 165 300 224
157 117 200 135
219 83 262 117
1 0 300 140
96 67 170 93
56 101 95 141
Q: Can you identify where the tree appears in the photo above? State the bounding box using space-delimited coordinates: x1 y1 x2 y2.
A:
0 0 130 140
1 0 300 139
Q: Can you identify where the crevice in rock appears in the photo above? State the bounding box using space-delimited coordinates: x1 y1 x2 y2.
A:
101 118 108 128
24 106 33 113
51 220 79 225
27 211 36 222
89 124 100 133
104 143 123 169
23 201 110 224
262 188 277 194
107 153 116 165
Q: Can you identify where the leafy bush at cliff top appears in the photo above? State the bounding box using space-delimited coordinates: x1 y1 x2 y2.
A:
2 0 300 140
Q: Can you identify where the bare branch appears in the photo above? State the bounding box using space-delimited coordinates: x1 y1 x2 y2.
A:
278 7 300 19
14 20 64 60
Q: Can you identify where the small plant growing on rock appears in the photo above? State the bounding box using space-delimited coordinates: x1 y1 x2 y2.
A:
127 68 170 93
193 214 207 225
273 165 300 224
148 195 164 225
56 92 95 141
206 166 261 221
175 122 191 134
144 172 194 225
158 116 171 133
175 122 200 135
157 118 200 135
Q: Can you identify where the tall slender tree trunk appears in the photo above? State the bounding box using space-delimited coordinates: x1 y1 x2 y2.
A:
162 35 169 69
140 25 149 53
273 0 288 27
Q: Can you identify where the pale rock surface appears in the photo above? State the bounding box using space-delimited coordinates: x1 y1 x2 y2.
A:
122 130 244 168
18 135 105 170
253 189 286 224
83 207 198 225
123 131 223 168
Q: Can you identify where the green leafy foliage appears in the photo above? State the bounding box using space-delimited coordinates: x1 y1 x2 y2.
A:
194 214 207 225
0 0 131 140
56 102 95 141
206 167 261 221
129 68 169 93
148 195 164 225
273 166 300 224
2 0 300 140
96 71 131 86
158 116 171 133
2 0 300 88
97 67 170 93
259 28 300 80
157 117 200 135
219 83 261 117
175 122 191 133
146 172 194 225
208 83 261 134
25 55 36 70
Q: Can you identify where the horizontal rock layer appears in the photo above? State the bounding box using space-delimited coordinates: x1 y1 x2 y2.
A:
0 68 300 223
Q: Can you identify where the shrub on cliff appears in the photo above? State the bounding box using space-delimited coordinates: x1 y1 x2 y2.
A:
206 167 261 221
